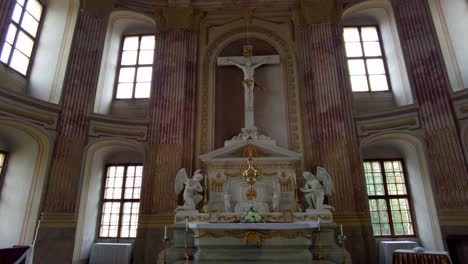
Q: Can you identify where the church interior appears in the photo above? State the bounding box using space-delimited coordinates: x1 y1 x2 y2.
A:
0 0 467 263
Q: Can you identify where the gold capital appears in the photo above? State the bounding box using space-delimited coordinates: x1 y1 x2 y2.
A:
156 7 205 30
293 0 343 25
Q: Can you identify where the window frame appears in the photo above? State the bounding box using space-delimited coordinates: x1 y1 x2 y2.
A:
113 34 155 100
364 159 416 238
0 0 45 77
0 151 9 195
97 163 143 240
344 25 393 93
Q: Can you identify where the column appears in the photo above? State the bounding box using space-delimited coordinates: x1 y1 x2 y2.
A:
392 0 468 242
133 7 199 264
296 1 375 262
33 7 109 264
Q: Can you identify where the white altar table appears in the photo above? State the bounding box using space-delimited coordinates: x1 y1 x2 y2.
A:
189 222 318 230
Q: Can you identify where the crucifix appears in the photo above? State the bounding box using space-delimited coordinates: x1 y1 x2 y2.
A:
217 45 280 134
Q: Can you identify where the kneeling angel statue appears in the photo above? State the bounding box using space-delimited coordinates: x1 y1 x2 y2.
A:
300 167 335 210
174 168 204 212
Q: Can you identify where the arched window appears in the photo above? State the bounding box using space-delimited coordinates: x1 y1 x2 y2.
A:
343 0 413 113
1 0 44 76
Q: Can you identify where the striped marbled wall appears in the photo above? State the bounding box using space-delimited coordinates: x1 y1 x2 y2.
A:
299 23 367 212
140 30 197 214
43 12 107 213
0 0 14 48
393 0 468 209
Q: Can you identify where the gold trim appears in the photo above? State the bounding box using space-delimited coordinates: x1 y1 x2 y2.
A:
175 215 210 223
193 230 313 239
360 118 417 132
138 214 173 228
224 171 241 177
333 213 371 226
93 126 146 138
459 105 468 113
39 213 76 228
208 164 295 170
439 210 468 226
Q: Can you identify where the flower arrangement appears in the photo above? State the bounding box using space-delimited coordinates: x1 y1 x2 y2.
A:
241 203 265 223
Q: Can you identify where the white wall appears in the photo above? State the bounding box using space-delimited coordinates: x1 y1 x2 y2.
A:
343 0 413 108
429 0 468 91
0 121 51 248
94 11 155 115
73 139 143 264
362 133 443 251
28 0 79 103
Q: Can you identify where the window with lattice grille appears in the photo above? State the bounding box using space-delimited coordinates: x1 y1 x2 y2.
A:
99 164 143 239
0 0 43 76
343 26 391 92
363 160 415 237
114 35 155 99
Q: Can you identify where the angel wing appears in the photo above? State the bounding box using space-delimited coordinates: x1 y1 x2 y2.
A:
192 169 203 181
175 168 189 195
316 167 335 196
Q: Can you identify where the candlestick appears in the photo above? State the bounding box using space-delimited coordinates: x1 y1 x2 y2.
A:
318 216 321 231
204 174 208 187
340 224 343 236
164 225 167 239
185 218 188 231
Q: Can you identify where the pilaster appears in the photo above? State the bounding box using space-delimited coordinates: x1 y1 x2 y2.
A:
33 6 109 263
296 1 375 262
134 7 199 263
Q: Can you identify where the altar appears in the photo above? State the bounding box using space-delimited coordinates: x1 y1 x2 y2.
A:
157 44 351 263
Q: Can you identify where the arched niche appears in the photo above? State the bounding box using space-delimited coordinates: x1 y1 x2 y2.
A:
343 0 413 111
361 132 443 251
73 138 143 264
94 10 156 117
197 25 303 157
0 119 52 248
429 0 468 91
215 37 287 149
28 0 80 103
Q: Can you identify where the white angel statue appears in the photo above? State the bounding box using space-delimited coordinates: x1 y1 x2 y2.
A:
174 168 204 212
300 167 335 210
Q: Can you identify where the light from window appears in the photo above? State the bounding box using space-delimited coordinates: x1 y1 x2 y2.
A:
343 26 390 92
99 164 143 238
363 160 414 237
0 0 43 75
0 152 7 193
115 35 155 99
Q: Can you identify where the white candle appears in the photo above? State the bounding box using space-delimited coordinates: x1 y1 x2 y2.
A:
205 174 208 187
185 218 188 231
340 224 343 236
164 225 167 239
318 217 321 231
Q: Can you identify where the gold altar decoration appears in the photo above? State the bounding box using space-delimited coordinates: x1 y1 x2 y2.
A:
393 251 451 264
242 146 260 200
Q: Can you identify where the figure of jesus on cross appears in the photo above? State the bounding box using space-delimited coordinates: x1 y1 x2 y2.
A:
217 45 280 136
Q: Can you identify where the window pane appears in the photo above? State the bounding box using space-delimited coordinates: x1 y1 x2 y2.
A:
26 0 43 21
140 36 155 50
135 83 151 98
16 31 34 57
343 27 360 42
361 27 379 41
348 59 366 75
138 50 154 65
367 59 386 74
21 12 39 37
6 24 17 44
118 67 135 83
121 51 137 65
116 83 133 99
1 43 12 63
363 42 382 57
345 42 363 57
10 49 29 75
137 67 152 82
17 0 25 6
123 36 139 51
12 4 23 23
369 75 389 91
350 75 369 92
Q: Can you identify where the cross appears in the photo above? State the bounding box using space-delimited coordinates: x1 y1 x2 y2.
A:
217 46 280 133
